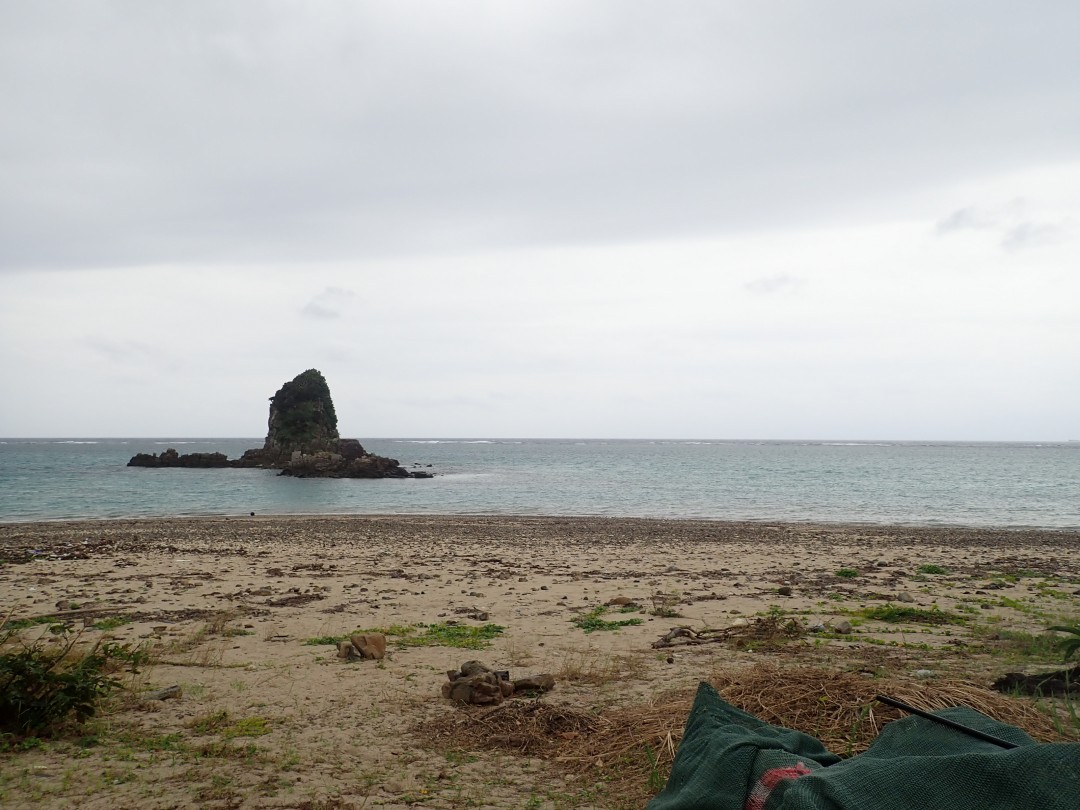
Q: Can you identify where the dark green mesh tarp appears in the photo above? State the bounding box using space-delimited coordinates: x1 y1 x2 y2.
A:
648 682 1080 810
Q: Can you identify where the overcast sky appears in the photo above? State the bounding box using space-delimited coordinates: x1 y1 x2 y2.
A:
1 2 1078 440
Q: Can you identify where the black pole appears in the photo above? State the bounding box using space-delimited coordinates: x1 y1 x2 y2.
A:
874 695 1019 750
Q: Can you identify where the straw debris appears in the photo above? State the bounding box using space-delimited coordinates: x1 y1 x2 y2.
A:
423 663 1077 808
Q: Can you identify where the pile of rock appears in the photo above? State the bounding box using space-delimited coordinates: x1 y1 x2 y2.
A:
441 660 555 705
336 633 388 661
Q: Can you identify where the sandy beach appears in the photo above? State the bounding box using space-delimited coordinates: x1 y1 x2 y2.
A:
2 515 1079 809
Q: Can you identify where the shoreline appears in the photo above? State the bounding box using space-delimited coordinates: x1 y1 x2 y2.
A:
3 510 1080 534
2 515 1078 808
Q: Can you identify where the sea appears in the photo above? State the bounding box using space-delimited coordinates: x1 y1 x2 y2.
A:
1 438 1078 529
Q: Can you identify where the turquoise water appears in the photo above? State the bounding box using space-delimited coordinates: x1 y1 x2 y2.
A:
0 438 1077 527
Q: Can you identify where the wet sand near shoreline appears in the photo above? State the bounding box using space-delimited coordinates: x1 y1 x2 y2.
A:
2 516 1078 809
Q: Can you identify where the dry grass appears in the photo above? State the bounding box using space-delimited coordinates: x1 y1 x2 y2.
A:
424 663 1079 809
554 649 648 686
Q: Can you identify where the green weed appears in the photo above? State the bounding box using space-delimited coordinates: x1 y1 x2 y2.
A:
858 604 965 626
2 616 64 631
916 564 949 575
399 623 504 650
1047 624 1080 662
572 606 644 633
0 623 142 741
91 616 131 632
310 623 505 650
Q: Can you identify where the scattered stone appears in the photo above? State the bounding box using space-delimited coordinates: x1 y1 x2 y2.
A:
337 640 359 660
832 619 853 635
512 674 555 694
777 586 793 597
897 591 916 603
143 685 182 701
606 596 635 606
913 669 935 679
459 660 491 677
350 633 388 659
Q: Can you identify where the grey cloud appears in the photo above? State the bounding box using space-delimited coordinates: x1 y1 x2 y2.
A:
2 2 1079 271
301 287 357 320
935 200 1072 251
934 206 995 234
1001 221 1071 252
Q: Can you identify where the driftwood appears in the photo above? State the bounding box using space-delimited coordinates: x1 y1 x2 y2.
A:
652 626 738 648
652 615 806 649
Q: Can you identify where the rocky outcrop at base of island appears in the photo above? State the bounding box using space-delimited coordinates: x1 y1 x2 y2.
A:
127 369 433 479
127 449 232 468
127 442 433 478
236 438 433 479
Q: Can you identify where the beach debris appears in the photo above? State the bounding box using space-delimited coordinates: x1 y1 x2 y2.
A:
991 665 1080 697
652 615 805 649
513 674 556 694
453 607 490 621
337 632 388 661
143 685 182 701
441 660 555 705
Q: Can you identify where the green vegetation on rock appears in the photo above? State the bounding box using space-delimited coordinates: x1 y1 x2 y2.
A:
267 369 339 448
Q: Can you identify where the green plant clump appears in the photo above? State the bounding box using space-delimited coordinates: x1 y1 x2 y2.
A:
308 623 504 650
1047 623 1080 662
92 616 131 632
859 604 966 626
573 606 645 634
0 625 141 741
917 564 949 575
398 622 504 650
835 569 860 579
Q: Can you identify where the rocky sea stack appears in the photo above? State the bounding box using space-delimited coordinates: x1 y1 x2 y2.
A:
128 369 431 479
